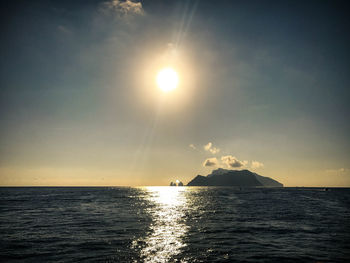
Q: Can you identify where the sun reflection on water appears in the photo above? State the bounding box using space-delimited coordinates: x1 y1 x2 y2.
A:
134 186 189 263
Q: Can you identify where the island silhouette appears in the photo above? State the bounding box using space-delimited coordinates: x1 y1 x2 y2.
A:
170 181 184 186
187 168 283 187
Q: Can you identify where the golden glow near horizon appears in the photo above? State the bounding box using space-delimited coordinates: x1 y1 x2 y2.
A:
156 67 179 92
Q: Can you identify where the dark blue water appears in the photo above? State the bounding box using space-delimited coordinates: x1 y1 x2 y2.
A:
1 187 350 262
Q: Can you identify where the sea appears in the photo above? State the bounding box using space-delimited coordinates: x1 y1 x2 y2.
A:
1 187 349 262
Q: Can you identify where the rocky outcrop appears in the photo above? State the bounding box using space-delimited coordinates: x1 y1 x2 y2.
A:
187 169 283 187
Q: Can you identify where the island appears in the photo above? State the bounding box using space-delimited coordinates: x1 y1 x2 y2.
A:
187 168 283 187
170 181 184 186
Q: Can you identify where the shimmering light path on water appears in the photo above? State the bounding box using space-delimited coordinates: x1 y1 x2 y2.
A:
133 187 188 262
0 187 350 262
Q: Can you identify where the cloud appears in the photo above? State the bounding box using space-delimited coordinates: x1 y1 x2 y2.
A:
221 155 247 168
203 158 218 167
204 142 220 154
57 25 72 35
204 142 211 151
251 161 264 169
189 144 196 150
325 168 349 175
101 0 144 17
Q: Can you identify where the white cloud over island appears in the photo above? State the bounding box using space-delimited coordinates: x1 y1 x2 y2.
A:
251 161 264 169
194 141 264 170
202 155 264 170
203 157 219 167
204 142 220 154
221 155 248 168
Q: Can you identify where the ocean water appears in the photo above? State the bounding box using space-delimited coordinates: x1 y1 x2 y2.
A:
0 187 350 262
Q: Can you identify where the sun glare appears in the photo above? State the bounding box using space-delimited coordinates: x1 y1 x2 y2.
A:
156 67 179 92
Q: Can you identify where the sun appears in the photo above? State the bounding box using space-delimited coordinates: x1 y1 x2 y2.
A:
156 67 179 92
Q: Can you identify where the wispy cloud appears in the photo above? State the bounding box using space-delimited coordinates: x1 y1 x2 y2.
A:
57 25 72 35
203 157 219 167
189 144 196 150
221 155 247 169
204 142 220 154
251 161 264 169
100 0 144 17
325 168 349 176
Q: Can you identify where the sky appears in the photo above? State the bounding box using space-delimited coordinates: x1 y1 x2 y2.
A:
1 0 349 186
